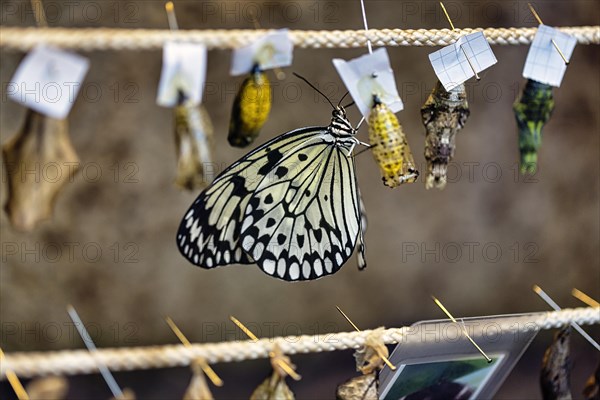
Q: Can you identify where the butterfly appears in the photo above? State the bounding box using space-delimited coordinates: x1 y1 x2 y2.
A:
176 76 367 281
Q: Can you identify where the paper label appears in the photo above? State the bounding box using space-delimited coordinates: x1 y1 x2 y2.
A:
429 32 497 91
230 29 293 76
522 24 576 87
7 45 90 119
333 48 404 119
157 41 207 107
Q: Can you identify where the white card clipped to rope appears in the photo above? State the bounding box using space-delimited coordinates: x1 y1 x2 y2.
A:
428 32 497 91
156 41 208 107
230 29 293 76
8 45 90 119
332 48 403 119
523 25 576 87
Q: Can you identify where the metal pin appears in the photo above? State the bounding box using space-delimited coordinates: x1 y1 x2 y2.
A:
335 306 397 371
30 0 48 28
359 0 373 54
431 296 492 363
165 2 179 31
248 10 286 80
572 288 600 308
67 305 125 399
0 348 30 400
229 316 301 381
533 286 600 351
527 3 569 65
439 2 480 80
164 317 224 387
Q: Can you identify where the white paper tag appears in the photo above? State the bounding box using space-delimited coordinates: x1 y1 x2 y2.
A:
157 41 207 107
522 25 576 87
230 29 293 76
429 32 497 91
332 48 404 119
7 45 90 119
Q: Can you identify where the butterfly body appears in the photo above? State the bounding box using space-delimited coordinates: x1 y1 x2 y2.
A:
368 95 418 188
177 107 366 281
513 79 554 174
228 65 272 148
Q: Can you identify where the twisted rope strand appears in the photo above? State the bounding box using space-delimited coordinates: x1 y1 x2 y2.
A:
2 307 598 379
0 26 598 51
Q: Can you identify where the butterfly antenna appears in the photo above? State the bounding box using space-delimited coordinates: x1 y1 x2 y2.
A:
292 72 336 109
342 101 356 109
338 91 350 107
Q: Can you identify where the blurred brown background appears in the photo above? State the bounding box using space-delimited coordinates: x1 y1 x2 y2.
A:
1 0 599 398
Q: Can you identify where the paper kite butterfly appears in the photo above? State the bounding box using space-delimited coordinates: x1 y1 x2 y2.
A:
176 76 367 281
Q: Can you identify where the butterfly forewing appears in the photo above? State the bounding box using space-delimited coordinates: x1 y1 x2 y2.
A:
176 127 323 269
239 133 361 281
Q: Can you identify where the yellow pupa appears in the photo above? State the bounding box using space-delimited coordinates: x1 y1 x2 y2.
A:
228 64 272 148
368 95 418 188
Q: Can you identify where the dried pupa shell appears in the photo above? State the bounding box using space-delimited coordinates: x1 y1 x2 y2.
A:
336 373 378 400
421 80 470 190
183 359 214 400
513 79 554 174
583 361 600 400
337 328 389 400
250 344 296 400
368 95 418 188
26 376 69 400
228 64 272 148
2 109 79 231
174 94 215 191
540 326 572 400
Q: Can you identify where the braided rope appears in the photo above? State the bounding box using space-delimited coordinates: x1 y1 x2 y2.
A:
2 307 598 379
0 26 598 51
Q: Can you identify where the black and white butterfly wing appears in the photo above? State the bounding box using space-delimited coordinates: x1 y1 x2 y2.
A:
238 131 362 281
176 127 324 269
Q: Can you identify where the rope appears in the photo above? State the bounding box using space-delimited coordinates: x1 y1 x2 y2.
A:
0 26 598 51
2 307 598 379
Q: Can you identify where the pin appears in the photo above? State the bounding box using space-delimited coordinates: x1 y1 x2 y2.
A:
67 305 126 399
229 316 301 381
0 348 30 400
440 2 480 80
165 2 179 31
572 288 600 308
431 296 492 363
30 0 48 28
335 306 397 371
355 0 374 129
248 10 285 81
533 285 600 351
527 3 569 65
164 316 224 387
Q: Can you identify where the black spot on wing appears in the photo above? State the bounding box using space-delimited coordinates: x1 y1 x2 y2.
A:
230 175 250 197
258 149 283 175
297 234 305 247
275 166 288 178
266 218 276 228
298 153 308 161
277 234 287 245
265 194 274 204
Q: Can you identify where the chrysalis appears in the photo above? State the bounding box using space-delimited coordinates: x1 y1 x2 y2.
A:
2 109 79 231
368 95 418 188
336 328 389 400
541 326 572 400
183 359 214 400
513 79 554 174
174 91 215 191
228 64 272 148
26 376 69 400
250 344 296 400
583 362 600 400
420 81 470 190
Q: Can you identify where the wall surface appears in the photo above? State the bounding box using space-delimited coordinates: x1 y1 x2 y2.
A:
1 0 599 398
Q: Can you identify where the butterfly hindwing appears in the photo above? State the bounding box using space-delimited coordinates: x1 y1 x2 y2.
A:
176 127 323 269
239 132 361 281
